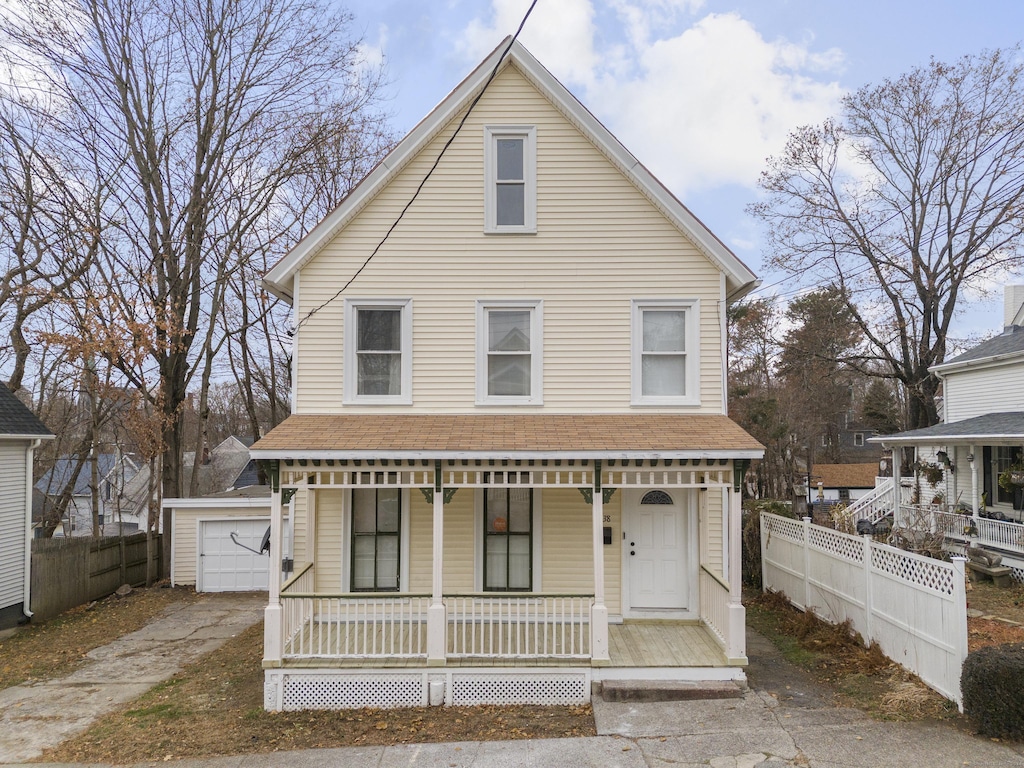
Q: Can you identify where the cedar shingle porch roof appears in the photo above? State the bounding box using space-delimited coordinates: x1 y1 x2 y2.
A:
250 414 763 460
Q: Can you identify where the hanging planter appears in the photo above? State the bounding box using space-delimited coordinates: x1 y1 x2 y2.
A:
998 467 1024 493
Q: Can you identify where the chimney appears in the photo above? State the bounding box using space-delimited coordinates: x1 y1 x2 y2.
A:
1004 285 1024 329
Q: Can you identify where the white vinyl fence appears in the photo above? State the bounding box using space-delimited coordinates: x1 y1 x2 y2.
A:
760 513 968 708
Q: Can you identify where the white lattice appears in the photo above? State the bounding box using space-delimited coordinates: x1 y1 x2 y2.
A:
871 548 955 595
281 674 424 710
450 673 588 706
808 526 865 563
764 514 803 542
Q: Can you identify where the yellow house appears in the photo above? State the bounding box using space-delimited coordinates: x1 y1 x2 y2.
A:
251 38 763 711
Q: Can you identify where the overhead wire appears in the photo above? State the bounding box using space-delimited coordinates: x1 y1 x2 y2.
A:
292 0 541 333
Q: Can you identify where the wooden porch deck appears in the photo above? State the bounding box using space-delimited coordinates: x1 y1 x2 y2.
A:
279 620 728 668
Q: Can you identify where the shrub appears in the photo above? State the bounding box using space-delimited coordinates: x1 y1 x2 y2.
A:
961 643 1024 738
742 500 794 588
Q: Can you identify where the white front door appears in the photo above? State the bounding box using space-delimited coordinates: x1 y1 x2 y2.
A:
627 489 687 610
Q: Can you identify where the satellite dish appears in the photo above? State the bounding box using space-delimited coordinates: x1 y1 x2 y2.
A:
260 526 271 555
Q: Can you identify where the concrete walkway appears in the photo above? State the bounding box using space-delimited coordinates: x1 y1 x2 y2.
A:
5 605 1024 767
0 592 265 764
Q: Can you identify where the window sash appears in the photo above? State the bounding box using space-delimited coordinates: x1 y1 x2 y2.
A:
485 126 535 233
632 300 697 405
483 488 532 592
351 489 401 592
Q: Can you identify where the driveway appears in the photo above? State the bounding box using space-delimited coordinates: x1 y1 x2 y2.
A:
0 592 265 764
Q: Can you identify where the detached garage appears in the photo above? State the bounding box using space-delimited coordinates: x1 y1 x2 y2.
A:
166 489 276 592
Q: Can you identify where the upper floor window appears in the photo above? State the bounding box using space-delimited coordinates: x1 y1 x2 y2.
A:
476 300 543 404
484 126 536 234
631 299 699 406
854 432 865 447
344 298 412 404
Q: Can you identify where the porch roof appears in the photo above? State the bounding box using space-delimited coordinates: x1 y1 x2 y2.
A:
250 414 763 461
871 411 1024 446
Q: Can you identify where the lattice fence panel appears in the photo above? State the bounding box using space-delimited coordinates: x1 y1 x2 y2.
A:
763 514 803 542
450 673 588 706
871 547 955 595
808 525 865 563
281 674 424 710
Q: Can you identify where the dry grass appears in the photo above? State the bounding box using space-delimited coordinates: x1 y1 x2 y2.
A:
0 585 199 691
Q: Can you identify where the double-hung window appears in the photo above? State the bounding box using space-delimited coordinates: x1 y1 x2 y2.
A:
351 488 401 591
476 300 542 404
484 488 533 591
631 299 699 405
344 299 412 404
484 126 536 233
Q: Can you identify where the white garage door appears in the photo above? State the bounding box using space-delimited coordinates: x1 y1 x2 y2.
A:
199 518 271 592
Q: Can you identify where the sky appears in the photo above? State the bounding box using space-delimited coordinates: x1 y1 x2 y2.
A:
341 0 1024 345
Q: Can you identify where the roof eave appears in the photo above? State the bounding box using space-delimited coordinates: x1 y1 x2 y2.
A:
249 449 764 461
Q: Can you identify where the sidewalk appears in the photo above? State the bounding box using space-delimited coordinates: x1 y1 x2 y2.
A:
6 606 1024 767
0 592 265 764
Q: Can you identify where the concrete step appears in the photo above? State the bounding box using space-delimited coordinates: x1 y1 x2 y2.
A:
600 679 745 703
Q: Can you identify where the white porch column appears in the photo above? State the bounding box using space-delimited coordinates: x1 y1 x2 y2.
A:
970 444 980 517
591 462 610 664
726 482 746 663
892 449 903 528
264 467 284 664
427 462 447 665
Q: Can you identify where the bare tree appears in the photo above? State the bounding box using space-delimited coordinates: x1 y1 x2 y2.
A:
751 47 1024 430
0 0 392 529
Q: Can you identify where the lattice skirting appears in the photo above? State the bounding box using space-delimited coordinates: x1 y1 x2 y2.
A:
264 668 591 711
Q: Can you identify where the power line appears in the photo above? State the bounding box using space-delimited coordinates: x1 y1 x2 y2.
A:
293 1 541 333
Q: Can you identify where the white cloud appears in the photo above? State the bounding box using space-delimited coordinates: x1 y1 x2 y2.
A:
460 0 599 88
459 3 845 197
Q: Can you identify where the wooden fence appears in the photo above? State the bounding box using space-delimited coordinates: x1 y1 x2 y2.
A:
30 533 163 620
761 513 968 708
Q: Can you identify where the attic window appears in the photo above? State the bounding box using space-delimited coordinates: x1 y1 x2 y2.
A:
484 126 536 233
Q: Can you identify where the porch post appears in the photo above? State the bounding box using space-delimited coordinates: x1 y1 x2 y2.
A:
427 460 447 665
970 444 979 517
591 461 610 664
892 449 903 528
726 464 746 664
264 461 284 664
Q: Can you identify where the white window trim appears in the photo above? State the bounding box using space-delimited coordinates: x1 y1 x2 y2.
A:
630 298 700 406
343 298 413 405
475 299 543 405
484 125 537 234
474 488 542 592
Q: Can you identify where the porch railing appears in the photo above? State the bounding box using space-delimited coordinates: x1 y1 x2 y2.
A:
445 594 593 659
934 510 1024 552
698 567 729 646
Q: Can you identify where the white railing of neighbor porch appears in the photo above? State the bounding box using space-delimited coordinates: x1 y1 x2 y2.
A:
934 509 1024 552
445 594 592 659
760 513 968 708
698 567 730 646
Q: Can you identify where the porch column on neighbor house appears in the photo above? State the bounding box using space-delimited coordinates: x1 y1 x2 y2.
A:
591 461 610 664
264 464 284 664
427 461 447 665
970 444 980 517
892 451 903 528
726 481 745 663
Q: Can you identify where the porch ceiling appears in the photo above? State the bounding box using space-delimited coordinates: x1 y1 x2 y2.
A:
250 414 764 460
871 411 1024 446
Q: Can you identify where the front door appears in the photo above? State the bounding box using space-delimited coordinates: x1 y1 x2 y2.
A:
627 489 687 610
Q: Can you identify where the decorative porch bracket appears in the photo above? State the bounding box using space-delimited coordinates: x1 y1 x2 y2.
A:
577 487 616 504
733 459 750 492
419 487 459 504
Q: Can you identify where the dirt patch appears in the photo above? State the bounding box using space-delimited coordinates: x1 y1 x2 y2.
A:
39 620 596 764
967 580 1024 624
0 584 199 691
745 589 955 721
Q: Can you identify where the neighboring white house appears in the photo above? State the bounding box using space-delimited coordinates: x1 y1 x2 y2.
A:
181 436 260 497
249 39 763 711
0 383 53 628
810 463 882 505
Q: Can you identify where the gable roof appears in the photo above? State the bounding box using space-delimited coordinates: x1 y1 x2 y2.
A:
263 38 758 303
0 383 52 439
36 454 140 497
931 325 1024 375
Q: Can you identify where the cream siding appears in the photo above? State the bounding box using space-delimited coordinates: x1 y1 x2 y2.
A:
943 363 1024 422
170 504 272 587
0 442 27 611
294 63 725 415
314 490 343 592
291 490 309 566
